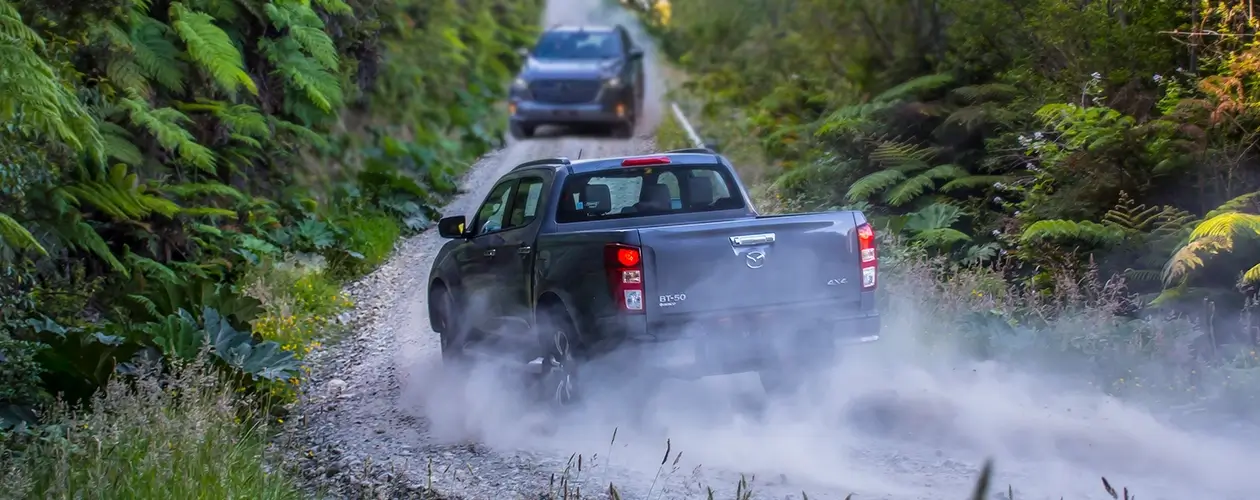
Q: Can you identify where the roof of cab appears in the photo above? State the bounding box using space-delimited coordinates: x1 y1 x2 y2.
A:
510 149 722 174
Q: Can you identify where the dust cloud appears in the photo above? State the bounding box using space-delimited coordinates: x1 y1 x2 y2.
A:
392 0 1260 498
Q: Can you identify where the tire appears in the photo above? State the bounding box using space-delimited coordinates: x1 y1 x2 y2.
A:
758 368 807 397
509 122 535 140
536 307 583 407
758 337 838 397
611 114 635 139
432 286 470 363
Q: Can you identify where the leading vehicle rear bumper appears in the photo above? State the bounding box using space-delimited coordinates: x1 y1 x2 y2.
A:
588 308 881 380
509 86 635 125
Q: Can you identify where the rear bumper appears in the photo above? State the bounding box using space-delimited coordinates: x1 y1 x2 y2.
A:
509 86 634 125
587 306 881 380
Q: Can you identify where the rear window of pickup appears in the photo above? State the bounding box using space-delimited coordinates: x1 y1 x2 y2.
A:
555 165 746 223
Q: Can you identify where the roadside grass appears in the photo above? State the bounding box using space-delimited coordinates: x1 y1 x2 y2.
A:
0 359 302 500
532 433 1131 499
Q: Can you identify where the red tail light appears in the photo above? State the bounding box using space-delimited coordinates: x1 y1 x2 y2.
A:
621 156 671 167
857 222 877 290
604 243 645 313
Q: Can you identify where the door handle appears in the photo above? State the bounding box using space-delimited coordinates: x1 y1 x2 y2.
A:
517 246 533 255
483 249 496 257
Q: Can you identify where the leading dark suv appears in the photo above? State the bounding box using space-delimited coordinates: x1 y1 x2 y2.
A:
508 25 646 139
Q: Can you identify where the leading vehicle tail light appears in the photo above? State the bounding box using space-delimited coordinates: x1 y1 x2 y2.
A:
857 222 877 290
604 243 645 313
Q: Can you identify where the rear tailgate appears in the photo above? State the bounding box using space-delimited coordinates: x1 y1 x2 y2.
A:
638 211 863 316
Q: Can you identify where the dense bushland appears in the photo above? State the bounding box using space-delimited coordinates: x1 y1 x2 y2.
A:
1 0 541 493
636 0 1260 415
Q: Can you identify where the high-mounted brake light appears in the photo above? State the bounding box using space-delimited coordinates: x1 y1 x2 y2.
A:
604 243 645 313
621 156 671 167
857 223 877 290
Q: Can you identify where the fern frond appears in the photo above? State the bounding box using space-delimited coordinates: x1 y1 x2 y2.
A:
911 227 971 248
869 139 936 166
1020 219 1125 246
1187 212 1260 242
1242 262 1260 286
0 213 48 255
884 175 936 206
169 2 257 95
951 83 1019 103
939 175 1013 193
131 15 186 92
161 182 248 201
1161 234 1231 285
99 122 146 166
846 169 906 202
921 164 968 180
126 251 182 283
872 73 954 103
0 2 105 161
117 91 217 171
311 0 353 15
1205 191 1260 219
1123 268 1163 284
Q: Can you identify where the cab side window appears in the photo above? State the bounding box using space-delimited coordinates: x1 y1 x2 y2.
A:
507 177 545 228
473 180 516 236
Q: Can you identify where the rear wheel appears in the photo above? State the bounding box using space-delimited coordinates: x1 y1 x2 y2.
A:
536 308 583 407
758 337 838 397
509 122 535 140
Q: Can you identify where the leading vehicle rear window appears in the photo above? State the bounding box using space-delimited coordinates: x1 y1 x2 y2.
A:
555 166 745 223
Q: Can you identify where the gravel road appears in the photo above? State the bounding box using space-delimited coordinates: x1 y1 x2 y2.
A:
291 0 1260 498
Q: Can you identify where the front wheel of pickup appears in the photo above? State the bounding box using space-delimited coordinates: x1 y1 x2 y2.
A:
432 286 471 364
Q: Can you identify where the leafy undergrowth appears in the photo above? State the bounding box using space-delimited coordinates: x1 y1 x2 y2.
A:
620 0 1260 416
0 0 544 495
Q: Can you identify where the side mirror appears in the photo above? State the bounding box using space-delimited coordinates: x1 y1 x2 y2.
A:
628 47 644 60
515 47 530 58
437 216 468 239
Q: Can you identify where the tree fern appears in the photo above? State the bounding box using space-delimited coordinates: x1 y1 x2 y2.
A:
169 2 257 96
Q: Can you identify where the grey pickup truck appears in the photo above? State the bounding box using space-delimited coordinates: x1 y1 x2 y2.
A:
427 150 881 405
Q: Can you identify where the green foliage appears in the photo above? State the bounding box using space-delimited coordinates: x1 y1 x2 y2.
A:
0 0 543 429
631 0 1260 417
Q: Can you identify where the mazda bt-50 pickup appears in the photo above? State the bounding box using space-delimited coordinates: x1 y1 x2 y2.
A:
427 150 881 405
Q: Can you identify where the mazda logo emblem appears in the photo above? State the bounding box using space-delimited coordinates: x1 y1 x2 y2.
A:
745 250 766 269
